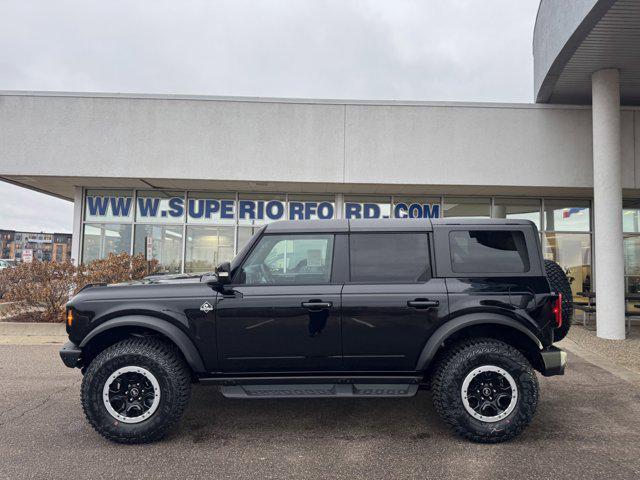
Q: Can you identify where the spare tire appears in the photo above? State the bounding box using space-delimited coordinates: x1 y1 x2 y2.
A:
544 259 573 341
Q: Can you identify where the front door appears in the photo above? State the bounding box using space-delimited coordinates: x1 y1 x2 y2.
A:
216 232 342 372
341 232 448 371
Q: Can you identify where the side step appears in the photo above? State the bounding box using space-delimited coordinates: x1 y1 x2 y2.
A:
220 383 419 398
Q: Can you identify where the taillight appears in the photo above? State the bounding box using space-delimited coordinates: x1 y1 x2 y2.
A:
553 293 562 328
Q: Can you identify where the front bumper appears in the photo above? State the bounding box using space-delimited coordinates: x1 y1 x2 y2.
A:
59 340 82 368
540 346 567 376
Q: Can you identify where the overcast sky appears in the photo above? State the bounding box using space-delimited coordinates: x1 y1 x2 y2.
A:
0 0 539 233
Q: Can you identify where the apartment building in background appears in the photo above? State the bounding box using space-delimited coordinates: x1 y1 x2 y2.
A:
0 229 72 262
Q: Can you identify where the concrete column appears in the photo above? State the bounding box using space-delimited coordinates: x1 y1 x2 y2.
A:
592 69 625 340
70 186 83 266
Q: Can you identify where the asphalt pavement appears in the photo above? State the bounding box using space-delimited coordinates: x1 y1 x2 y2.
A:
1 344 640 480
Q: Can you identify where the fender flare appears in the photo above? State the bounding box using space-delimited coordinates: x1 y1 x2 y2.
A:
79 315 206 373
415 313 543 371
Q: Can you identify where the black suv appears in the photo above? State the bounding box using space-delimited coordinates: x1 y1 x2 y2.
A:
60 218 571 444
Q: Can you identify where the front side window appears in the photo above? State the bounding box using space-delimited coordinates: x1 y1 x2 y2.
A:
450 230 530 274
350 233 430 283
238 234 334 285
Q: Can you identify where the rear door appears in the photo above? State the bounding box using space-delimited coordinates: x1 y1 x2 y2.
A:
341 231 448 371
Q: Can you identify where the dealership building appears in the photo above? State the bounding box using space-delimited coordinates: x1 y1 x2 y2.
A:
1 0 640 339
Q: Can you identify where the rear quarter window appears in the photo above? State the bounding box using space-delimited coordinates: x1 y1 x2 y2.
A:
449 230 530 274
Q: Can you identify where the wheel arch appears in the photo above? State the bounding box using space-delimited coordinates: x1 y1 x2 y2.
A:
79 315 206 373
417 314 544 373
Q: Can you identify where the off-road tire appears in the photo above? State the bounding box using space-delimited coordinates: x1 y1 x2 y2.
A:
431 338 539 443
544 259 573 341
81 336 191 444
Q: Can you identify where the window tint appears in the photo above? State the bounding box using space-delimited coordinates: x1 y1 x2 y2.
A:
350 233 430 283
238 234 334 285
450 230 530 273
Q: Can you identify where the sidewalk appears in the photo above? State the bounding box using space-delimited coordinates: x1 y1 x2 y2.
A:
0 321 66 345
558 323 640 385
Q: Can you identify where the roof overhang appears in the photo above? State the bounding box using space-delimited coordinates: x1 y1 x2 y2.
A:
534 0 640 105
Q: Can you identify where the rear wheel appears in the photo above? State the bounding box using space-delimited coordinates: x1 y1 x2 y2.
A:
431 338 538 443
81 337 191 444
544 259 573 341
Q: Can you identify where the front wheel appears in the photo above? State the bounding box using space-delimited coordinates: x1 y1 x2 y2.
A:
81 337 192 444
431 338 538 443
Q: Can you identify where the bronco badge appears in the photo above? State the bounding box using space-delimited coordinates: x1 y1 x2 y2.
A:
200 301 213 313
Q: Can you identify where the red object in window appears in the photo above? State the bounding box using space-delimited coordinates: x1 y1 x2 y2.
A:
553 294 562 328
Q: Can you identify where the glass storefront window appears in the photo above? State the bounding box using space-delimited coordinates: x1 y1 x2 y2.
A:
85 189 134 222
287 194 336 220
624 235 640 276
82 223 132 264
184 226 235 273
443 197 490 218
136 190 185 224
133 225 183 273
238 226 261 252
344 196 391 219
544 200 590 232
187 192 236 225
543 232 592 301
392 196 441 219
493 198 541 229
623 199 640 233
237 193 287 226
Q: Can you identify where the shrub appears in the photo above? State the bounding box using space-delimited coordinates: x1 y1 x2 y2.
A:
78 252 159 286
0 260 77 322
0 253 160 322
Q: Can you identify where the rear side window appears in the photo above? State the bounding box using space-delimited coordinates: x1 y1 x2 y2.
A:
449 230 530 273
350 233 430 283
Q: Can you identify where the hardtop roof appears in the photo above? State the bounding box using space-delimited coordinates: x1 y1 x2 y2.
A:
264 218 535 234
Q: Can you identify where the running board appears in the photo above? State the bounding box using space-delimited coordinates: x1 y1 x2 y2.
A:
220 383 419 398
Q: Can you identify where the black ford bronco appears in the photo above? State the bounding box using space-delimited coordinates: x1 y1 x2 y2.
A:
60 218 571 444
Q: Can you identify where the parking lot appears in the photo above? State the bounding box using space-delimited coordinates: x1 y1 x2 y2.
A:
1 344 640 480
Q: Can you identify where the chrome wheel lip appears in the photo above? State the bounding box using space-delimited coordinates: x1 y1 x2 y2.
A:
461 365 518 423
102 366 161 424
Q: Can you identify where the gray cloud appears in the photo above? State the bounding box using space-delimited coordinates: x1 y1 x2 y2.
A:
0 0 539 233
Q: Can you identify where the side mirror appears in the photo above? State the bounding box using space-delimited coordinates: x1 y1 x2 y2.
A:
215 261 231 285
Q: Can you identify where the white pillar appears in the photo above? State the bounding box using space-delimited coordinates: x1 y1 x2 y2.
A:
70 186 83 266
592 69 626 340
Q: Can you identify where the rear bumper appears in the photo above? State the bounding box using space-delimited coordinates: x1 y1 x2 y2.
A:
540 346 567 376
59 340 82 368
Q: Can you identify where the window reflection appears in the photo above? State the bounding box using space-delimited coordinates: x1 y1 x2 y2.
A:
185 226 235 273
544 200 590 232
82 224 132 263
543 233 591 301
133 225 183 273
623 199 640 233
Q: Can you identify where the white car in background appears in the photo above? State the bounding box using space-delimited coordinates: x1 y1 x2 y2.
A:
0 259 15 270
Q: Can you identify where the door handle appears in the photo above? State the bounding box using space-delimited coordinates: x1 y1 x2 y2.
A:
407 299 439 309
301 301 333 310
